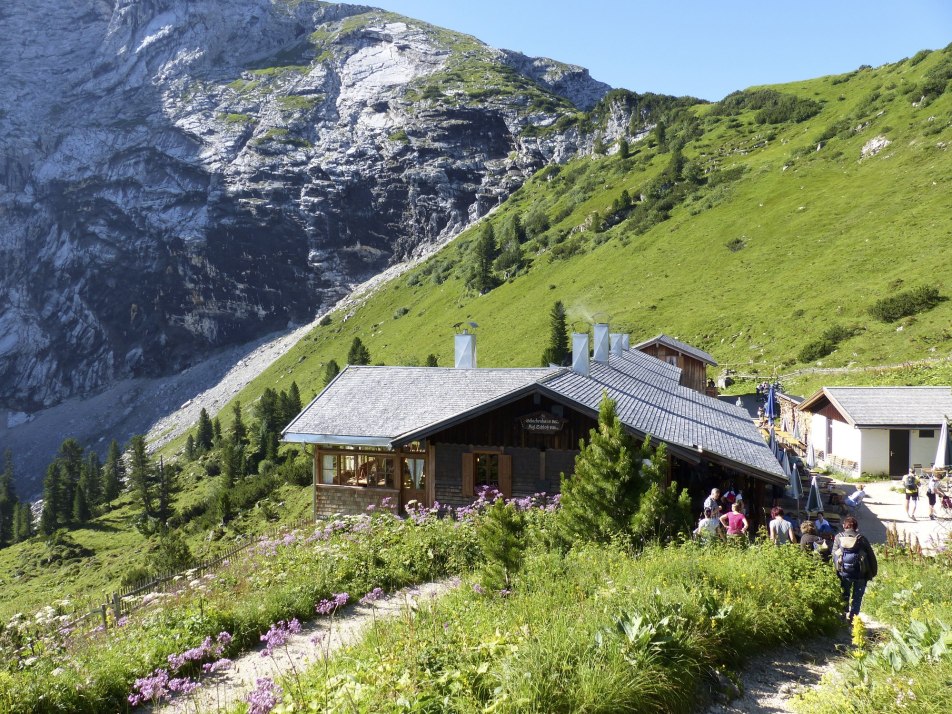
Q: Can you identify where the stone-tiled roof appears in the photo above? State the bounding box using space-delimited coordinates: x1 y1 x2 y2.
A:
541 358 784 481
283 366 559 445
633 333 718 366
802 387 952 427
284 353 782 482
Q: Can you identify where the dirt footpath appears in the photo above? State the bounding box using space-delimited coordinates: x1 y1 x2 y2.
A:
153 580 454 713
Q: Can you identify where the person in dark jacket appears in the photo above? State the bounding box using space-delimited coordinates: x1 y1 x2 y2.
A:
832 516 878 622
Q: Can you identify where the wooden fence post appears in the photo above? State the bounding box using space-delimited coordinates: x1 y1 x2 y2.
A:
112 592 122 620
100 604 108 630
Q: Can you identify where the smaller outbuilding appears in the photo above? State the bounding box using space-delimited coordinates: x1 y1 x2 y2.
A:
798 386 952 476
633 334 718 395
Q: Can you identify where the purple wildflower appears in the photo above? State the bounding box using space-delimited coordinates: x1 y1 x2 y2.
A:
260 619 301 657
472 583 485 595
128 668 170 706
309 632 326 646
246 677 282 714
216 631 233 647
202 658 233 673
316 592 350 615
168 677 200 695
359 587 385 605
116 616 129 628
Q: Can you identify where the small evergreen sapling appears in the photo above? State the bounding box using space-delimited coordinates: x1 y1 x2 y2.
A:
477 497 526 592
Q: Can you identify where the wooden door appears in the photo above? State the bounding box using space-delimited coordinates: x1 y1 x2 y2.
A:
400 455 428 510
889 430 910 476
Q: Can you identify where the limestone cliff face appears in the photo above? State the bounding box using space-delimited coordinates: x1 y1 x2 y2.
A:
0 0 613 411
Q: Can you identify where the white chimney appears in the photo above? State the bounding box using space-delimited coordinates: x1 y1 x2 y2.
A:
454 332 477 368
610 333 623 356
593 323 610 364
571 333 589 376
621 334 630 351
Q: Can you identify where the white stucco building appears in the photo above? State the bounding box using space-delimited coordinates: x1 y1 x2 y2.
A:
798 386 952 476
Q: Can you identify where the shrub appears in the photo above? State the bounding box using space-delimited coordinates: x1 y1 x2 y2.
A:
725 237 746 252
798 325 857 363
868 286 943 322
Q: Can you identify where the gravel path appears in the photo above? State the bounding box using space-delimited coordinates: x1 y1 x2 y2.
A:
153 579 455 714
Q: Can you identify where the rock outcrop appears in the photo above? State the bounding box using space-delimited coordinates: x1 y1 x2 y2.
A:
0 0 616 412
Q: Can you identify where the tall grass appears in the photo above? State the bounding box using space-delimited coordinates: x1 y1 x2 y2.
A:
282 541 841 713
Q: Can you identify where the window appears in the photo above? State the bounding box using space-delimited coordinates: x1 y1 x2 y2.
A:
475 453 499 488
321 454 336 485
919 430 935 439
319 452 395 488
402 457 426 491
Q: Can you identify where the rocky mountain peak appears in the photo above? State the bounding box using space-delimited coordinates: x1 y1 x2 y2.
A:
0 0 616 413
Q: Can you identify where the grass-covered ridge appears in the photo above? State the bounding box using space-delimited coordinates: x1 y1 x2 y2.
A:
226 44 952 408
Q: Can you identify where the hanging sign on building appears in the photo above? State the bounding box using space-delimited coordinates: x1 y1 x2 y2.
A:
520 411 566 434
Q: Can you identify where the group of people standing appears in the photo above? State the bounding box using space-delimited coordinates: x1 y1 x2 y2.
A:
902 468 946 521
694 486 878 622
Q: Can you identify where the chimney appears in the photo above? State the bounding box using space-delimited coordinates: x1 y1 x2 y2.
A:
621 334 630 351
610 333 623 357
454 331 477 368
593 323 610 364
571 332 589 376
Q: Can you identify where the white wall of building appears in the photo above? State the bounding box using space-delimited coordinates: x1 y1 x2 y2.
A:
832 419 861 464
860 429 890 475
811 414 828 454
910 428 941 469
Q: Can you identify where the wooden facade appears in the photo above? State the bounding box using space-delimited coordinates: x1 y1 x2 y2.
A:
637 343 709 393
308 388 768 523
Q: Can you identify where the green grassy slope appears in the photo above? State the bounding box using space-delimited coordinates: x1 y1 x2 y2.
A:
240 47 952 400
5 46 952 620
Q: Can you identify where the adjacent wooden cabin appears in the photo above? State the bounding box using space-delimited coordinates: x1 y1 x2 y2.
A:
282 326 785 527
633 334 718 395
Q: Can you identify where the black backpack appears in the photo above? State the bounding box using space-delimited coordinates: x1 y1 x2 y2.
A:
834 534 870 578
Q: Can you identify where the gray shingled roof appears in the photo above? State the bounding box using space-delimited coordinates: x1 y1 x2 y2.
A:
283 354 782 482
283 366 559 445
541 358 784 482
805 387 952 427
633 334 718 366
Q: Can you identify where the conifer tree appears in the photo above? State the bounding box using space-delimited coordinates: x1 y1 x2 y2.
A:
102 439 124 502
81 451 103 508
14 502 33 542
347 337 371 366
230 400 247 446
127 435 155 517
477 498 526 592
39 462 63 535
557 392 646 543
72 484 91 524
254 388 281 461
541 300 570 367
469 222 497 294
56 438 84 517
155 458 174 525
185 434 196 461
324 359 340 386
287 381 302 417
0 449 17 546
494 238 524 278
196 408 214 451
212 417 222 445
425 354 439 367
618 137 630 159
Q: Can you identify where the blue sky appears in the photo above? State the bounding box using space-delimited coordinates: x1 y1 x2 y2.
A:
356 1 952 100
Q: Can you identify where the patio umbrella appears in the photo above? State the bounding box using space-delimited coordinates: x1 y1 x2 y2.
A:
768 425 776 453
934 418 950 469
806 438 817 469
805 474 823 513
781 414 789 433
766 383 776 422
792 416 801 442
787 455 803 502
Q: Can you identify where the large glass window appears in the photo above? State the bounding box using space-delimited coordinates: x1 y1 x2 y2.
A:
475 453 499 488
402 457 426 491
319 452 395 488
321 454 336 484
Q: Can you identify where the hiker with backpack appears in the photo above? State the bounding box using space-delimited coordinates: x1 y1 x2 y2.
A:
833 516 878 623
903 468 920 520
